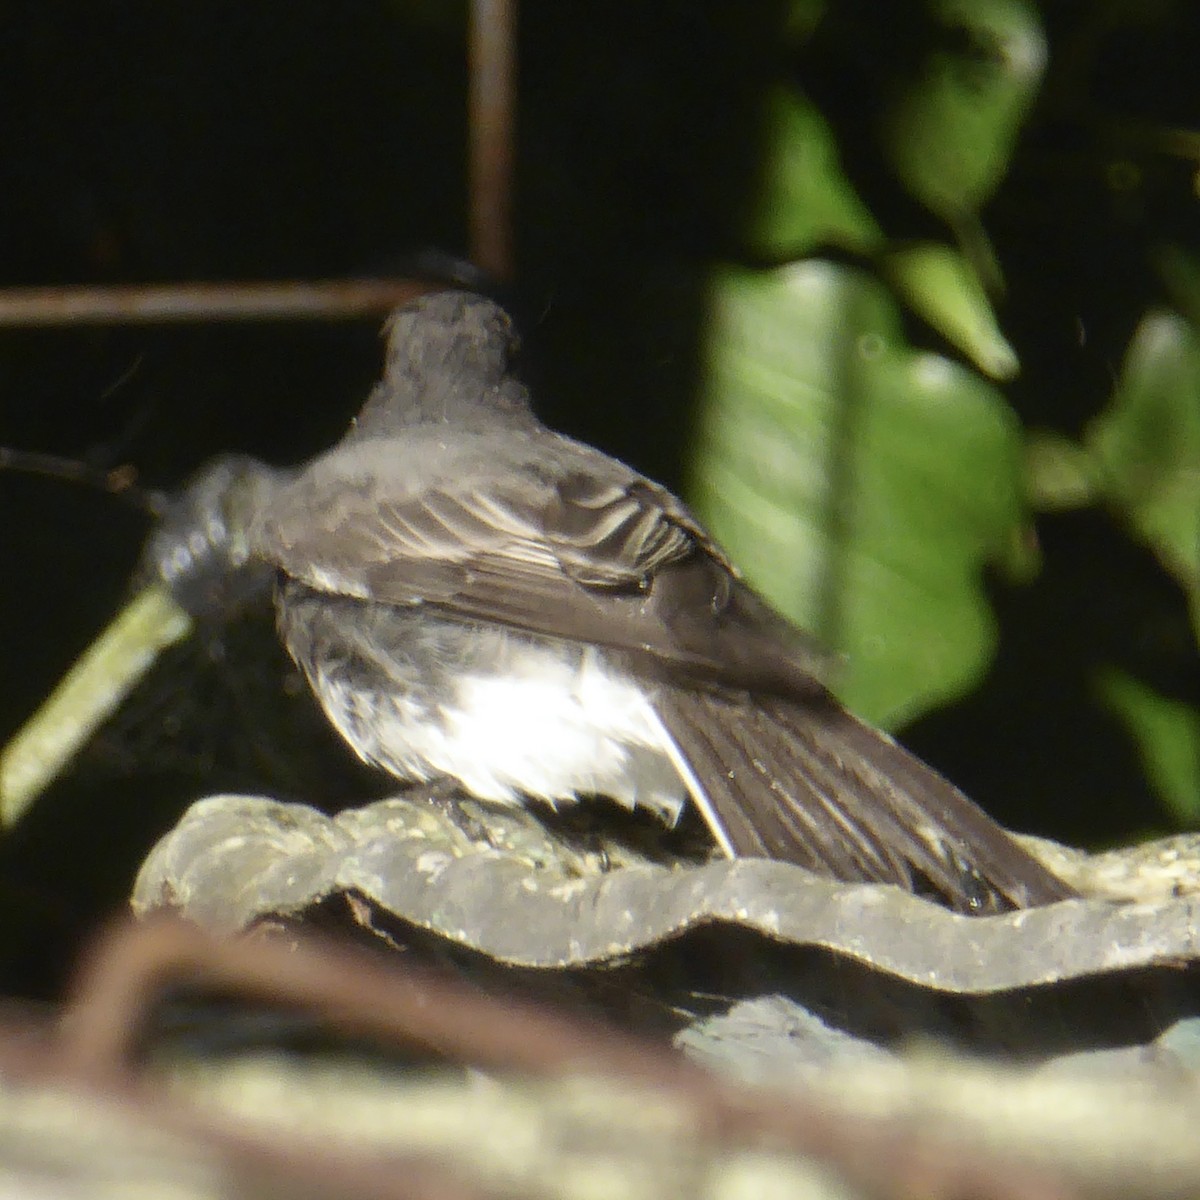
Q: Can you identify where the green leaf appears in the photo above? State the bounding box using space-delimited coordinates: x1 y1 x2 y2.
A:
1086 310 1200 620
1078 311 1200 826
1096 667 1200 826
1024 429 1103 512
746 87 882 260
881 241 1019 379
690 262 1030 726
882 0 1045 220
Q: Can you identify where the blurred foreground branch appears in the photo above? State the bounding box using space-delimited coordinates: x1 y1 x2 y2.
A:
0 916 1113 1200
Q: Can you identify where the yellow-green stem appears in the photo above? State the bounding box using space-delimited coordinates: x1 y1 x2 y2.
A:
1 584 193 825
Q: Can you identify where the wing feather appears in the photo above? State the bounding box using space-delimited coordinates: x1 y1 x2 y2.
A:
254 446 829 687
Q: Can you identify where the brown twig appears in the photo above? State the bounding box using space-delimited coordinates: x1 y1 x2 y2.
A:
0 446 159 511
0 278 430 326
59 915 684 1086
468 0 517 280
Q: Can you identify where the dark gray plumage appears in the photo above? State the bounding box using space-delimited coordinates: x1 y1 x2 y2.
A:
251 290 1075 914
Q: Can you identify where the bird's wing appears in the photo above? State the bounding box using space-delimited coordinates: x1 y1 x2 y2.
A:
254 447 831 690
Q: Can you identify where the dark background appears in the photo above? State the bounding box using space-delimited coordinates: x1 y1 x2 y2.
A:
1 1 1198 996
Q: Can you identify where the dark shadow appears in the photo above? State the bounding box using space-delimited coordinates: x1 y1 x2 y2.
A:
904 508 1200 846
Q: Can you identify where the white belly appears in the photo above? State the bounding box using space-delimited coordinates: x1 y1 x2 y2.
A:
312 626 689 823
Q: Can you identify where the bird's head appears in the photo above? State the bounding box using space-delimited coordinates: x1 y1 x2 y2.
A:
351 290 532 437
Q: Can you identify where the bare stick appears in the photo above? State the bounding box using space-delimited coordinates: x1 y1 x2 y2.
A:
0 278 428 327
468 0 517 279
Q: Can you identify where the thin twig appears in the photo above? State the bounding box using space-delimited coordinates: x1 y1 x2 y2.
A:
0 279 429 327
468 0 517 280
0 446 163 513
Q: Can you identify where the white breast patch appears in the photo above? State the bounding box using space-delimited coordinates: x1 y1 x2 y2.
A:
312 628 690 824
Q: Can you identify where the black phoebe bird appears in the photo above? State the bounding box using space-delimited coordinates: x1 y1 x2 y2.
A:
250 290 1074 913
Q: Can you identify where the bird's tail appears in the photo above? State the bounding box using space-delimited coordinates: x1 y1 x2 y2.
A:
652 686 1074 913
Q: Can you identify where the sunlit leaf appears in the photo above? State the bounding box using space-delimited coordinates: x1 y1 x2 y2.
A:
881 241 1018 379
1087 310 1200 623
882 0 1045 220
690 262 1030 726
746 86 882 260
